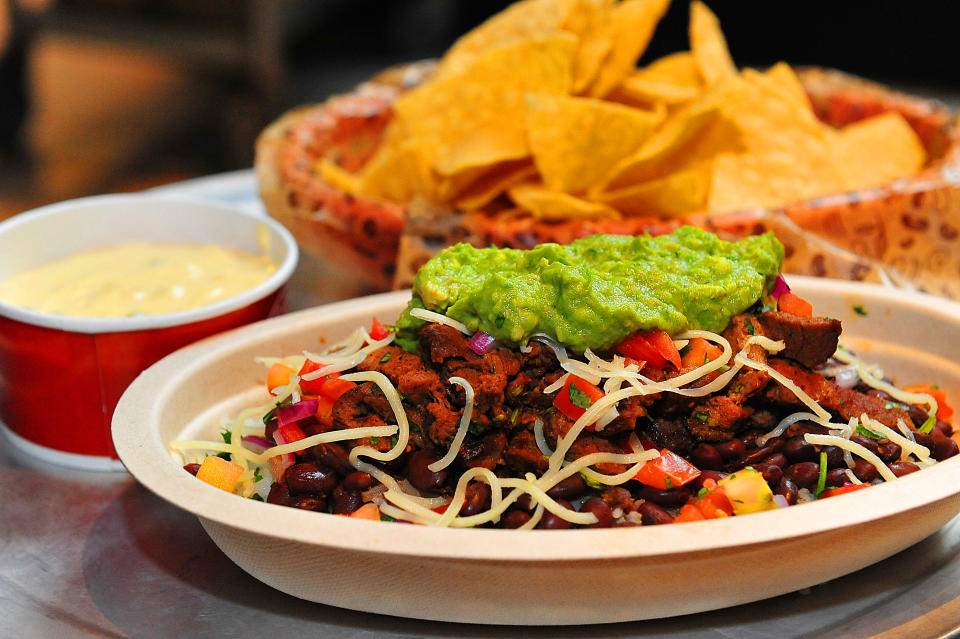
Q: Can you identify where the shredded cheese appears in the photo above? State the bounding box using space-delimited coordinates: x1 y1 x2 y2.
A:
428 377 475 472
410 308 469 334
804 433 898 482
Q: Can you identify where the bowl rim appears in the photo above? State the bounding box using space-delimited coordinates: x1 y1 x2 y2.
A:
0 193 299 334
113 279 960 562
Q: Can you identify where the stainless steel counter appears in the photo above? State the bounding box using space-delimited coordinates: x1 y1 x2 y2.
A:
2 172 960 638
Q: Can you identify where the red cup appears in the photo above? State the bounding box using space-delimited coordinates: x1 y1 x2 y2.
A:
0 194 298 470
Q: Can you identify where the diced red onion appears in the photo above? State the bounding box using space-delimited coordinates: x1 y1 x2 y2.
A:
770 274 791 301
772 494 790 509
467 330 497 355
277 399 319 426
269 428 300 481
834 367 860 389
241 435 272 454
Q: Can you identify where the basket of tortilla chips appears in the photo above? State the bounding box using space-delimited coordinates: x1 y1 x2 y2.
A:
255 0 960 297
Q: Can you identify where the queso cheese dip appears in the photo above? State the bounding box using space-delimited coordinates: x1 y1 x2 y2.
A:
0 243 277 318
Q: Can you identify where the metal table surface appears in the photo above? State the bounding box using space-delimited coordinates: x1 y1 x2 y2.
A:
3 171 960 639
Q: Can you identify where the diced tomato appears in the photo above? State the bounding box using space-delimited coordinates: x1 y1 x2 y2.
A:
777 292 813 317
634 449 701 490
267 363 295 394
319 377 357 400
819 483 871 499
298 359 336 394
694 486 734 519
315 395 335 427
680 337 723 369
674 504 706 523
275 423 307 445
903 384 954 422
615 329 680 370
553 375 605 424
369 317 391 341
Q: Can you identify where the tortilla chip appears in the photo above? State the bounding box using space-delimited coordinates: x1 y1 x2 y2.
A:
358 138 438 203
595 165 710 216
525 94 664 194
509 183 621 219
392 34 576 176
454 162 539 210
612 51 703 105
435 0 577 79
689 1 737 85
831 111 926 191
595 98 741 191
752 62 809 110
709 150 844 213
584 0 671 98
318 158 360 194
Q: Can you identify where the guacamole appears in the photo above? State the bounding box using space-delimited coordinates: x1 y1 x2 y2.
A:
395 227 784 352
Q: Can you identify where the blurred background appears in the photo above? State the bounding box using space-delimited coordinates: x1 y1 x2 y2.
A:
0 0 957 220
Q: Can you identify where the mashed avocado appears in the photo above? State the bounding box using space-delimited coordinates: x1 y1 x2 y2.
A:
395 227 783 352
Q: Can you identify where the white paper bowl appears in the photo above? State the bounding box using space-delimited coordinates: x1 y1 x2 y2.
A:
113 278 960 624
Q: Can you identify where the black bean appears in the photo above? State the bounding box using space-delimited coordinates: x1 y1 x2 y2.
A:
876 442 902 463
691 443 723 470
889 461 920 477
849 435 881 456
932 432 959 460
764 436 787 453
825 468 849 488
765 452 788 468
776 478 798 505
183 463 201 476
405 449 448 495
821 445 845 469
342 471 376 492
851 459 879 482
285 462 338 495
908 405 930 428
635 485 690 507
754 463 783 487
581 498 614 528
331 486 363 514
739 429 765 447
538 499 574 529
460 483 492 517
308 442 354 475
513 492 535 512
784 462 820 488
783 436 817 463
291 496 326 512
638 501 674 525
503 511 531 529
935 420 954 437
741 445 775 466
546 475 587 500
267 482 293 506
715 439 746 461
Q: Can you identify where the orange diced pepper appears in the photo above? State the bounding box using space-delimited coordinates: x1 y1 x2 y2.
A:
196 456 245 492
349 502 382 520
267 363 295 394
777 292 813 317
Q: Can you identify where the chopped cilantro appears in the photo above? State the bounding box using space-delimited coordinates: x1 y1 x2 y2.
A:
745 320 755 336
697 487 708 498
579 472 606 491
855 424 883 439
695 411 710 423
468 422 486 436
390 434 399 448
883 401 897 410
369 437 380 445
852 305 868 316
250 493 264 502
664 477 674 489
253 467 263 483
510 385 524 397
380 513 397 522
919 415 937 434
718 365 731 372
220 430 232 444
568 383 594 409
510 407 520 426
815 451 828 497
380 352 393 364
733 499 744 504
733 384 745 393
216 452 231 461
409 421 422 433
